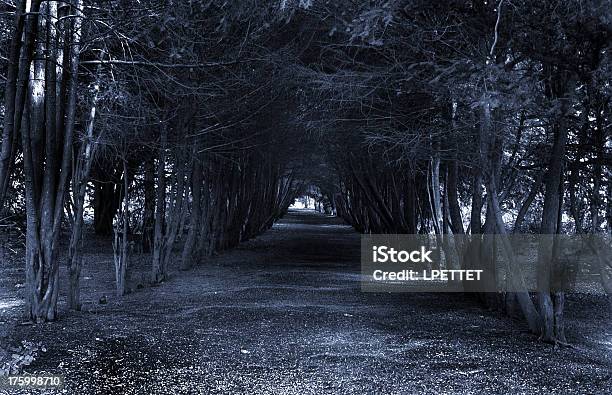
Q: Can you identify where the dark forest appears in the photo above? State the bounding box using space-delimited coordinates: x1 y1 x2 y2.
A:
0 1 610 393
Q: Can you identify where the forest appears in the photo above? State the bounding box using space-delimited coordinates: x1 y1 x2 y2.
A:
0 0 611 393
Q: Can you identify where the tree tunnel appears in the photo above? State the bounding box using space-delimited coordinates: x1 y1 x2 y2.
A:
0 3 610 390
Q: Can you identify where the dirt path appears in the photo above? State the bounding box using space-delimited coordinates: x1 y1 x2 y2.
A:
2 210 611 394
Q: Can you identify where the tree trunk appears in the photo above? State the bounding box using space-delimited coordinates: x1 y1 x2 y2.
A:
93 177 121 235
142 155 156 252
480 99 541 332
0 0 26 210
152 126 168 283
67 70 101 310
447 159 464 235
113 160 129 296
537 123 569 343
181 158 203 270
513 172 543 232
21 0 82 322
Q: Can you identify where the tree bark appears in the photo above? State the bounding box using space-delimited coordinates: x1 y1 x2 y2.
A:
183 158 203 270
480 99 541 332
0 0 26 210
142 155 156 252
68 68 101 310
537 123 569 343
152 126 168 283
113 159 129 296
513 172 543 232
447 159 465 235
21 0 83 322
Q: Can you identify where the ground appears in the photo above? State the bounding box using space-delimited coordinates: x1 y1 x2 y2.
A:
0 210 611 394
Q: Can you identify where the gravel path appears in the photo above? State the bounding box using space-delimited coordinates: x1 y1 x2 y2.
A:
2 210 611 394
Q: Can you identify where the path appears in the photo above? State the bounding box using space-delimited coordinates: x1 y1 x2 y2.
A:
2 210 611 394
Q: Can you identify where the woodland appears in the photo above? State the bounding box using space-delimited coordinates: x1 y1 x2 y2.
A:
0 0 610 368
